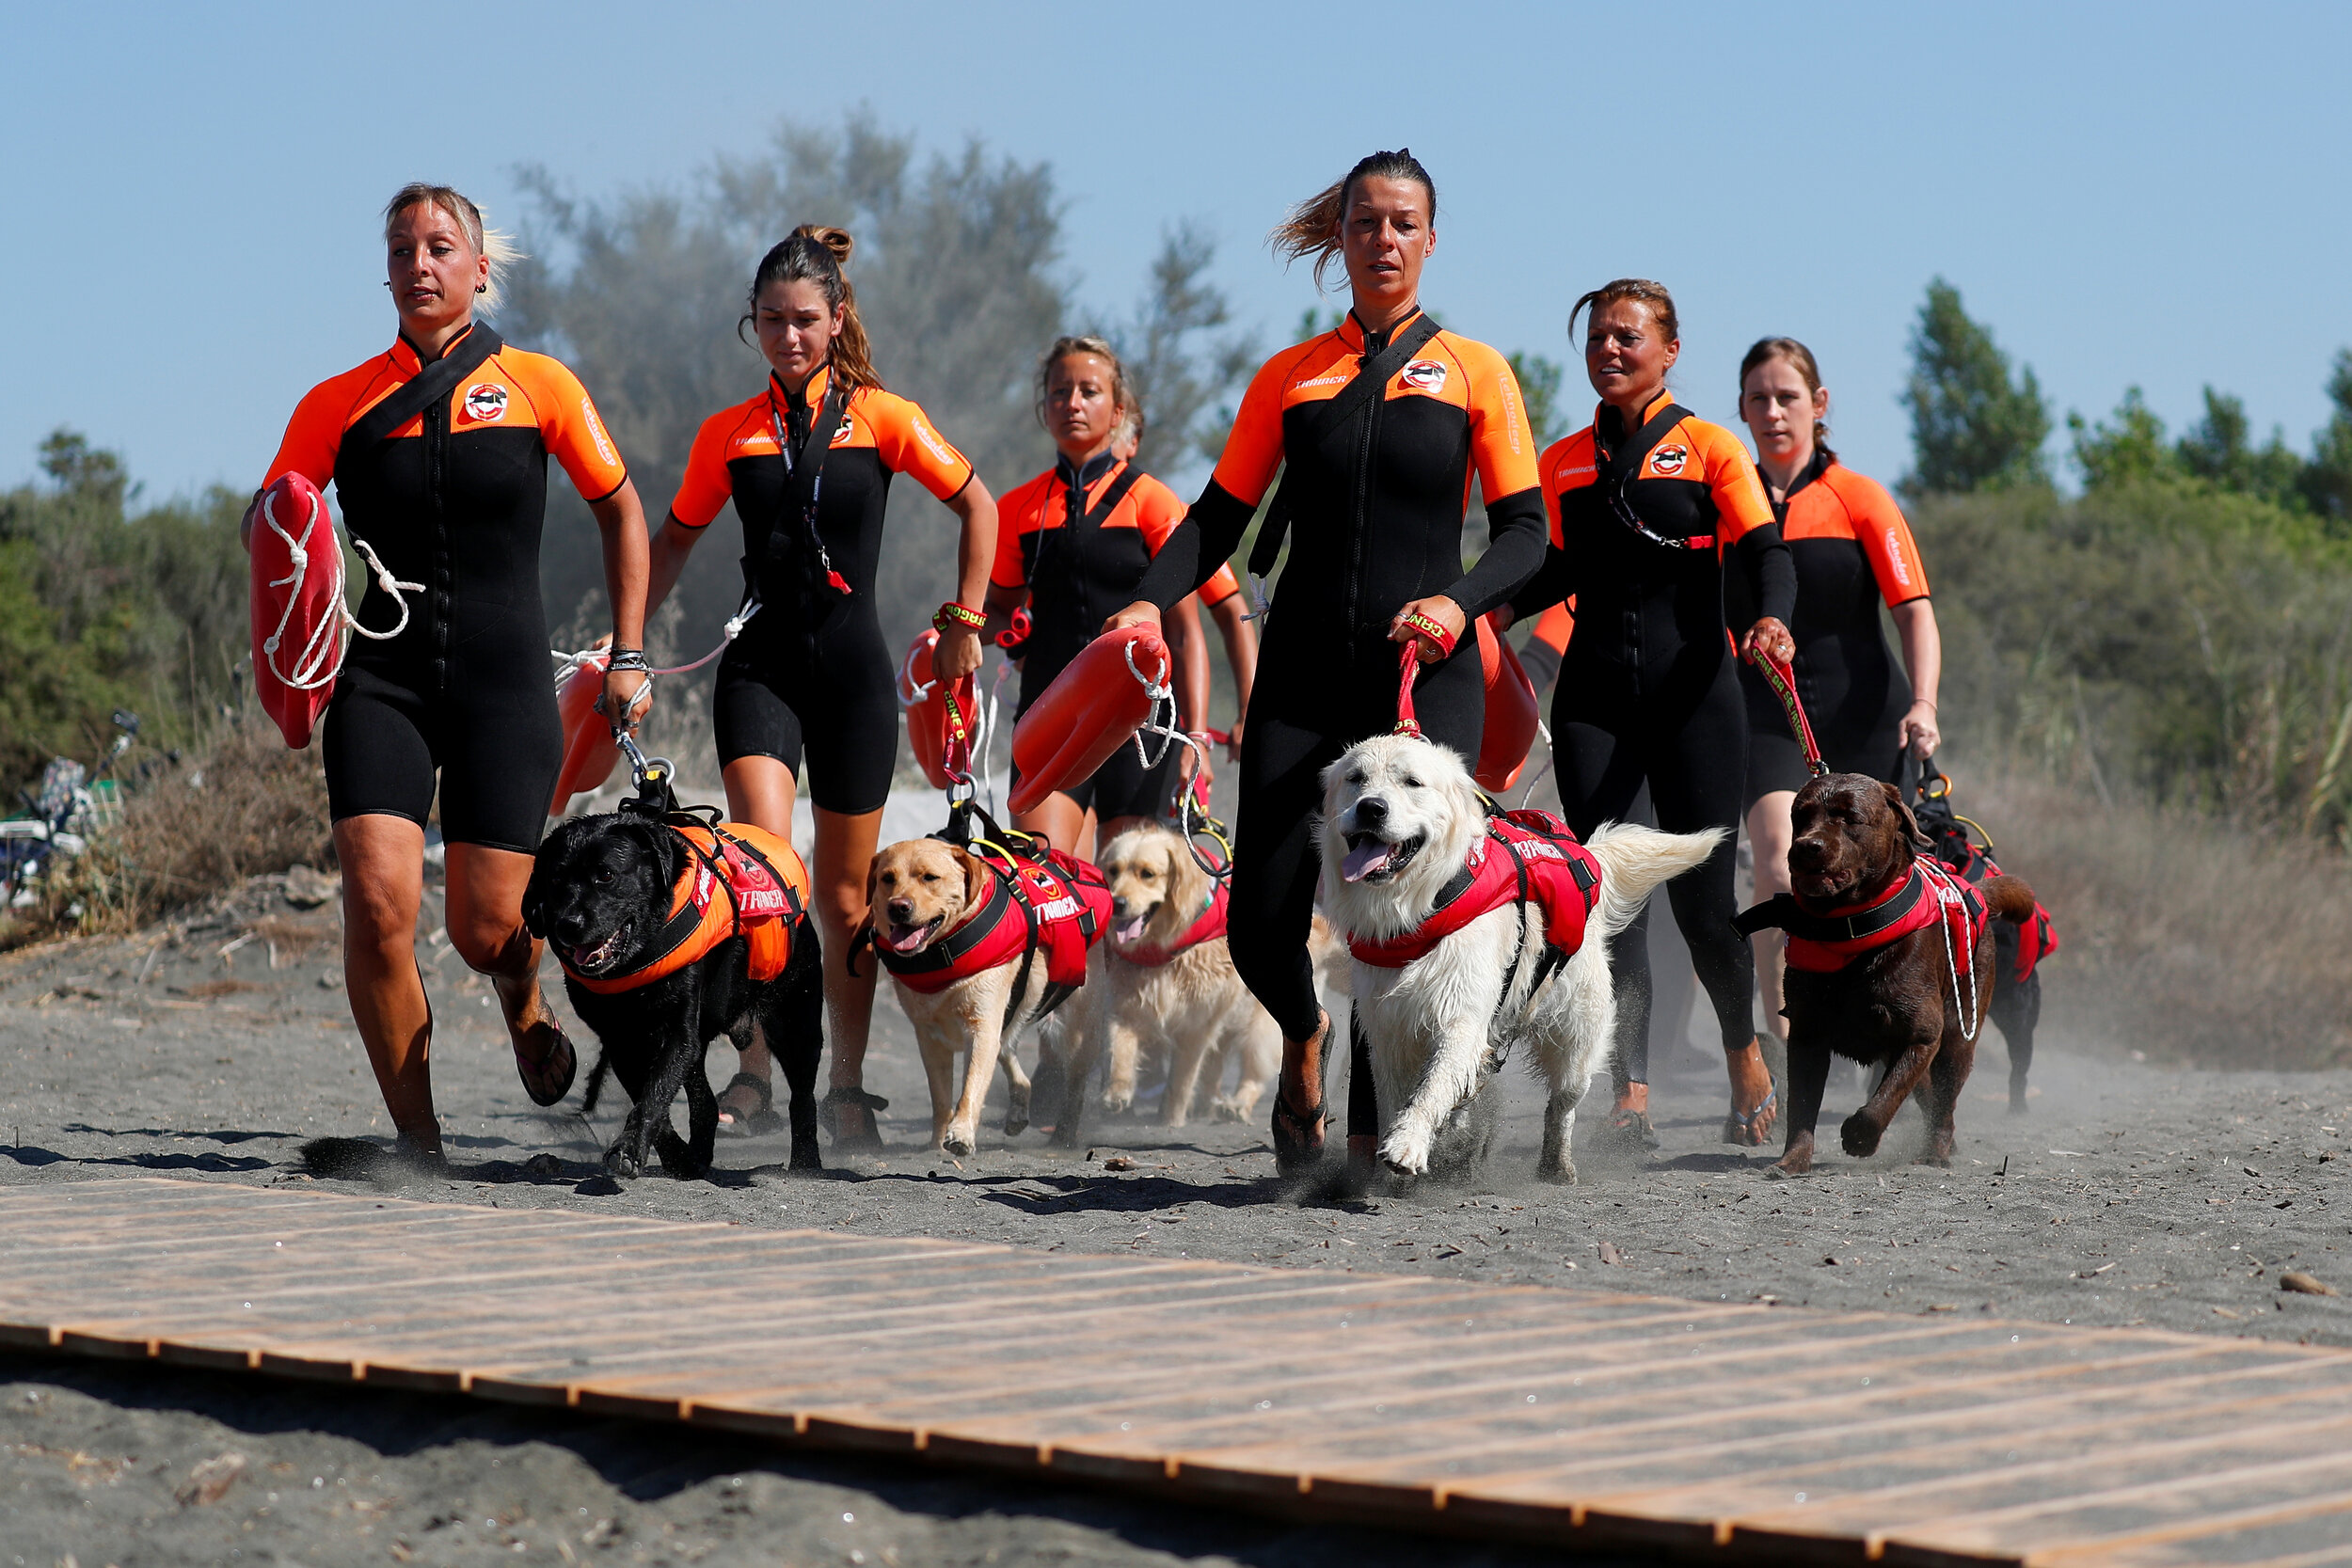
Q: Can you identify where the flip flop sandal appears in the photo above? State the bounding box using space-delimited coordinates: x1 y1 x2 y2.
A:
514 1025 577 1108
823 1085 890 1152
715 1071 785 1138
1723 1090 1779 1148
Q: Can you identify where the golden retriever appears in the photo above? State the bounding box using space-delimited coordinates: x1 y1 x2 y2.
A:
864 838 1099 1156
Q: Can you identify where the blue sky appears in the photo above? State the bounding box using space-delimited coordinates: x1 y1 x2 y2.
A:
9 1 2347 501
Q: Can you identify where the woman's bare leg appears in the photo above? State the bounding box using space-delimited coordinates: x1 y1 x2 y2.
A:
719 757 799 1119
1012 791 1086 858
335 816 437 1152
442 841 561 1081
1745 790 1797 1036
815 804 885 1133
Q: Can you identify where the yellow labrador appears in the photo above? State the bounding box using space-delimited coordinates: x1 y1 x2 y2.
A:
864 838 1099 1156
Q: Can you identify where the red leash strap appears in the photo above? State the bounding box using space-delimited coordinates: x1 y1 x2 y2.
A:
1754 649 1828 778
939 673 977 784
1390 612 1457 738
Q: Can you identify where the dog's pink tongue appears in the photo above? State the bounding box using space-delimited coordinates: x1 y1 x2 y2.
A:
883 926 928 954
1342 840 1395 883
1115 913 1149 944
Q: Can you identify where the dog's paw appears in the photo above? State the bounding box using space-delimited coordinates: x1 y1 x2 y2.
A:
1098 1090 1134 1116
788 1137 823 1173
941 1128 976 1158
1377 1132 1430 1178
1765 1160 1808 1180
602 1146 641 1181
1839 1113 1884 1160
1211 1096 1245 1124
1003 1085 1031 1138
1534 1157 1578 1185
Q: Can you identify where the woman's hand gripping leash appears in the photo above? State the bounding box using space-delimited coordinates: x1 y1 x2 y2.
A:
1388 597 1463 738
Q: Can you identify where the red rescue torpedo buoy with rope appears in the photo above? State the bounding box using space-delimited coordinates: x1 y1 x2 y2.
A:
548 650 620 816
1008 625 1171 816
1473 614 1539 794
247 471 421 750
898 629 978 790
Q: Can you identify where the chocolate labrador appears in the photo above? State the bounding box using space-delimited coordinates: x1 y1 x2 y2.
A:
1740 773 2038 1177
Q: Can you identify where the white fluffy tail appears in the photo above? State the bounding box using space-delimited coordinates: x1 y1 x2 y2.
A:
1582 822 1725 942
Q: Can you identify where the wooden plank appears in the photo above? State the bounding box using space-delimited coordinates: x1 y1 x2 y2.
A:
1 1176 2344 1568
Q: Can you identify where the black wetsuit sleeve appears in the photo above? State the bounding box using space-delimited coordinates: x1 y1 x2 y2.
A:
1133 479 1254 612
1735 521 1797 627
1517 634 1562 695
1507 542 1576 626
1444 485 1549 621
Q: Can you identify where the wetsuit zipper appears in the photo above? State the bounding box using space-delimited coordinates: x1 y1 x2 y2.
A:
426 375 452 691
1344 320 1389 657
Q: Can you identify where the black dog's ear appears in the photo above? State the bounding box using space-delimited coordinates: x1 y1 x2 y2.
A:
1880 780 1933 854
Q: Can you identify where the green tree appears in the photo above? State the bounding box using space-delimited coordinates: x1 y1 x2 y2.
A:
1902 277 2051 494
1104 223 1256 473
2069 388 2177 491
2300 349 2352 529
1507 351 1568 449
2176 387 2307 508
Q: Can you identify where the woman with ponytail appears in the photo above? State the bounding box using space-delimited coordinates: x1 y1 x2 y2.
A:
1104 150 1549 1177
645 226 998 1149
1502 279 1796 1151
249 183 652 1164
1731 337 1942 1053
986 335 1257 853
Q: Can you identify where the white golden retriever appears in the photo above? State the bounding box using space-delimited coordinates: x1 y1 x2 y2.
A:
1320 734 1721 1181
1089 823 1347 1126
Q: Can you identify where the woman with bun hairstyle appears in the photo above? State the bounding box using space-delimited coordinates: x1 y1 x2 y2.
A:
1502 279 1796 1149
251 183 652 1164
644 226 998 1149
1732 336 1942 1048
986 336 1256 852
1105 150 1549 1175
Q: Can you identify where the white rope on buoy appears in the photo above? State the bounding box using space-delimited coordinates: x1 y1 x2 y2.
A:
259 485 421 693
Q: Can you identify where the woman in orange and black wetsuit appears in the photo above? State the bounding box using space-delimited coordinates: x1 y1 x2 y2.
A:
251 184 652 1164
644 228 997 1148
1731 337 1941 1049
1108 150 1549 1175
987 335 1256 853
1504 279 1796 1149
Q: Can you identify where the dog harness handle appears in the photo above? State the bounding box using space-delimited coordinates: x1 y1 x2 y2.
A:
1754 647 1828 778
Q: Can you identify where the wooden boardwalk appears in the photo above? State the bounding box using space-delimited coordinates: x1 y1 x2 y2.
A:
0 1179 2344 1567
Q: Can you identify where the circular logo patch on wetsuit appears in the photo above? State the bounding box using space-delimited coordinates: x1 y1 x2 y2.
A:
1399 359 1449 393
1647 443 1689 477
463 383 509 422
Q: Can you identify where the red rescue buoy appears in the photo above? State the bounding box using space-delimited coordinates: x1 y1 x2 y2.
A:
247 473 346 750
548 650 622 817
1009 625 1170 816
898 630 977 790
1473 613 1540 794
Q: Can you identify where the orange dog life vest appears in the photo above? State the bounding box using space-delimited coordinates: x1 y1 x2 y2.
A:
562 820 809 995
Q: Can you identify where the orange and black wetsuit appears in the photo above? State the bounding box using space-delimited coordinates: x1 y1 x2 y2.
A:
1726 451 1930 801
669 364 974 814
993 451 1243 820
1133 309 1548 1045
265 324 630 852
1509 392 1795 1087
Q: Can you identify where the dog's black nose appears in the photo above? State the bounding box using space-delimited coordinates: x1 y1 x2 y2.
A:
1355 797 1389 828
886 898 915 924
1788 838 1828 870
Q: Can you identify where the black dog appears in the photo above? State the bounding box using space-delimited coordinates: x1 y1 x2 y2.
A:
523 812 824 1180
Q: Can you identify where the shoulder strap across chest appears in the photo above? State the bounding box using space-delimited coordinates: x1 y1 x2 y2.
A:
347 326 504 451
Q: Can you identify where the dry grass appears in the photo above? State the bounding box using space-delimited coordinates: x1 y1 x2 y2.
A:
1967 770 2352 1069
2 719 333 948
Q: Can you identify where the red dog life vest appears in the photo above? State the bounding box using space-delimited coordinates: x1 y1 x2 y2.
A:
1348 811 1604 970
1120 881 1231 967
1931 838 2061 984
563 821 809 995
1770 860 1989 975
878 846 1114 995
